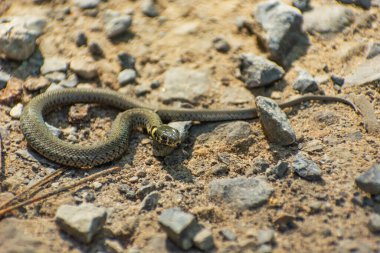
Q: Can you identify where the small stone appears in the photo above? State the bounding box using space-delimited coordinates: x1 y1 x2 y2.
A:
88 41 104 58
368 213 380 233
136 183 156 199
74 0 101 9
0 77 23 105
208 177 274 210
355 163 380 195
150 80 160 89
55 203 107 243
118 184 136 200
118 69 137 85
40 57 68 74
220 229 237 241
59 74 79 88
70 58 97 79
367 42 380 59
257 229 275 245
104 10 132 38
141 0 159 17
75 31 87 47
140 191 160 211
331 75 345 86
158 208 200 250
117 52 136 70
9 103 23 119
193 228 214 251
135 84 150 97
256 96 296 145
267 161 289 179
293 153 322 181
213 37 230 53
239 54 284 88
292 0 310 11
258 244 273 253
292 70 318 94
0 71 10 89
24 76 50 91
92 182 102 190
45 72 66 83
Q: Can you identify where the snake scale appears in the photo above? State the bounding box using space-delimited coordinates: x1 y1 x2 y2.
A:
20 88 357 168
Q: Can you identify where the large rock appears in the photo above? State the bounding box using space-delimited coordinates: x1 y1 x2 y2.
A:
55 203 107 243
345 55 380 86
239 54 284 88
160 67 211 103
208 177 274 210
355 163 380 194
253 0 307 65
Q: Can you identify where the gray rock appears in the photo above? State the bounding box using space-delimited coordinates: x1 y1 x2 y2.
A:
257 229 275 245
292 0 310 11
118 184 136 200
208 177 274 210
104 10 132 38
136 183 156 199
140 191 160 211
331 75 345 86
9 103 23 119
88 41 104 58
118 69 137 85
267 161 289 179
220 229 237 241
24 76 50 92
40 57 68 75
368 213 380 233
303 6 354 34
220 85 255 105
160 67 211 103
141 0 159 17
293 153 322 181
213 37 230 53
0 16 47 37
256 96 296 145
55 203 107 243
70 58 97 79
158 208 200 250
0 71 10 89
367 42 380 59
193 228 215 251
239 54 284 88
0 25 37 60
254 0 306 64
75 31 87 47
74 0 101 9
355 163 380 194
292 70 318 94
118 52 136 70
345 55 380 86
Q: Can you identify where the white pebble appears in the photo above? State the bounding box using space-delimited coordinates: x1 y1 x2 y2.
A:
10 103 23 119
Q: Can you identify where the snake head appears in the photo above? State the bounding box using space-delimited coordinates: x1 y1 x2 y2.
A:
151 125 181 147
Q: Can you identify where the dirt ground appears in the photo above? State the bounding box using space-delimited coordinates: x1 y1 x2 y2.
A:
0 0 380 252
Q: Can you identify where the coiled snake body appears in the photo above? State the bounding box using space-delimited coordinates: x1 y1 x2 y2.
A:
20 88 357 168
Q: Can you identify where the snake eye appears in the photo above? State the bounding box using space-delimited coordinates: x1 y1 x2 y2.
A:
152 125 180 147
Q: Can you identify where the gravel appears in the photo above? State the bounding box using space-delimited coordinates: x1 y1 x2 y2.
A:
239 54 284 88
55 203 107 243
118 69 137 85
355 163 380 194
256 96 296 145
293 153 322 181
208 177 274 210
292 70 318 94
136 183 156 199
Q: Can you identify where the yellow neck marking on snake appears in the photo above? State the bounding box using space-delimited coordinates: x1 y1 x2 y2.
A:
150 126 158 137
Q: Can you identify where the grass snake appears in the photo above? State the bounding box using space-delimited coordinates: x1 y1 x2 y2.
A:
20 88 357 168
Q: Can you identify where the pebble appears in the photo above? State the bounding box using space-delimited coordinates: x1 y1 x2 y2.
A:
140 191 160 212
174 22 199 35
367 42 380 59
118 52 136 70
257 229 275 245
9 103 23 119
292 0 310 11
303 5 354 34
267 161 289 179
158 208 200 250
331 75 345 86
141 0 159 17
40 57 68 75
59 74 79 88
253 0 306 65
355 163 380 195
88 41 104 58
118 184 136 200
75 31 87 47
103 10 132 38
118 69 137 85
24 76 50 91
0 71 10 89
74 0 101 9
239 54 284 88
45 72 66 83
368 213 380 233
92 181 102 190
193 228 215 251
55 203 107 243
70 58 97 79
256 96 296 145
0 77 23 104
208 177 274 210
293 153 322 181
213 37 230 53
292 70 318 94
160 67 211 103
220 228 237 241
136 183 156 199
